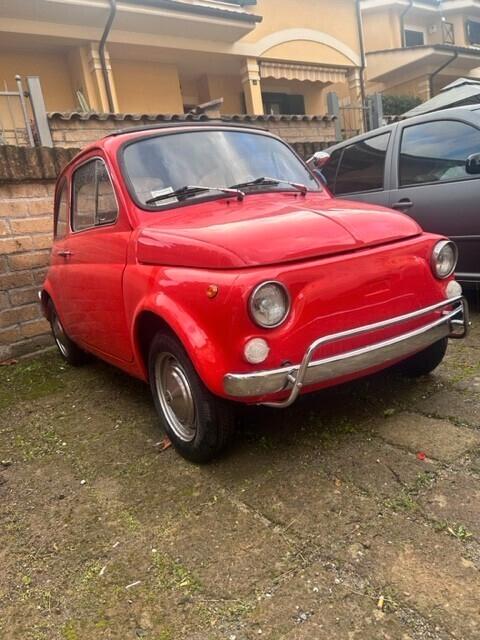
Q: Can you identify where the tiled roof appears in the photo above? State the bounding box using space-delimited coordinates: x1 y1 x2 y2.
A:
47 112 336 122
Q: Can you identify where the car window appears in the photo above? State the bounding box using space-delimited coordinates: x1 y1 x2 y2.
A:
72 159 118 232
96 162 118 225
399 120 480 187
321 148 342 191
122 130 320 207
54 181 68 239
334 133 390 196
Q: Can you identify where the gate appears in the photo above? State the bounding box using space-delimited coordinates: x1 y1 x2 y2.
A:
327 92 384 142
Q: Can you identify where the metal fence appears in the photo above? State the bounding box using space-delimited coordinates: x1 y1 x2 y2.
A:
0 75 52 147
327 92 384 142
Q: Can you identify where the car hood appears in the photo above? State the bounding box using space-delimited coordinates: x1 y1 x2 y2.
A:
136 196 422 269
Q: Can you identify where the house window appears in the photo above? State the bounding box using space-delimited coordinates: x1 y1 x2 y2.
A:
466 20 480 45
262 92 306 115
404 28 425 47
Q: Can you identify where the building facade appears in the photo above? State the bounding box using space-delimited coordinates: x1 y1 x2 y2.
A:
361 0 480 102
0 0 364 130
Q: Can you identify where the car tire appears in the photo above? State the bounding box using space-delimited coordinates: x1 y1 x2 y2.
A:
47 300 88 366
148 332 235 463
396 337 448 378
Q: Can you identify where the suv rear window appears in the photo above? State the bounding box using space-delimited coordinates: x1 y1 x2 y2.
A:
399 120 480 186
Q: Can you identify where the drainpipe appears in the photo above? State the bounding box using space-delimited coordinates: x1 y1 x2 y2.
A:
400 0 414 47
429 50 458 98
355 0 368 130
99 0 117 113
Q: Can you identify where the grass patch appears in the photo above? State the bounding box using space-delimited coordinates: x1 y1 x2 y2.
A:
0 352 67 409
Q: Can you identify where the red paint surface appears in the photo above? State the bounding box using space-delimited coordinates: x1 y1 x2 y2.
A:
43 128 455 403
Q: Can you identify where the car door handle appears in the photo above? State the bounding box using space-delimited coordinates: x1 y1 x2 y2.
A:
56 250 72 258
392 199 413 210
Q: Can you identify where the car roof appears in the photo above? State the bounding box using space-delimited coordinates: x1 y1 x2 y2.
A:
325 104 480 153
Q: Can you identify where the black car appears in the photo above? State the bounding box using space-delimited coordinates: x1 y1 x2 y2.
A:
309 105 480 284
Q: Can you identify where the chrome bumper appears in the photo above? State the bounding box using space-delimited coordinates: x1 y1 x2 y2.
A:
224 296 469 408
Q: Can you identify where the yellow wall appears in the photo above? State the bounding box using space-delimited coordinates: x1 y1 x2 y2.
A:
261 41 353 67
0 49 76 111
111 59 183 113
202 74 244 114
245 0 360 57
363 9 401 51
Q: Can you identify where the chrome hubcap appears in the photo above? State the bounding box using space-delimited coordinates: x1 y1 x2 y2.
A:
154 352 197 442
52 313 69 358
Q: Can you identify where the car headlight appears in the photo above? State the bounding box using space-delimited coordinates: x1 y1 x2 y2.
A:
431 240 458 279
249 281 290 328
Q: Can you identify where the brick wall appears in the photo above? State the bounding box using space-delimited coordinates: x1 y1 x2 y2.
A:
0 146 79 361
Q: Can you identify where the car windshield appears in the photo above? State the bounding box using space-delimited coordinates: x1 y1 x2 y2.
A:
122 129 320 207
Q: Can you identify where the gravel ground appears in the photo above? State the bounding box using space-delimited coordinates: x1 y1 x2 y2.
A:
1 298 479 640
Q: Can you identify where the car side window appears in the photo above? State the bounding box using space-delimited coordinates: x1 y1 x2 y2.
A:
399 120 480 187
321 148 342 192
54 181 68 239
72 159 118 232
334 133 390 196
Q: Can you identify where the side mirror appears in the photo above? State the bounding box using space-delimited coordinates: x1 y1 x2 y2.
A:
307 151 330 170
466 152 480 174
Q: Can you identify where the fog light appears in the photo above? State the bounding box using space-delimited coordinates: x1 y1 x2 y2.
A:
446 280 462 299
244 338 269 364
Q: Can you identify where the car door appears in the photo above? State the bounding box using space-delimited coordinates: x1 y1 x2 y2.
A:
323 131 393 207
61 155 133 362
388 118 480 282
48 179 70 316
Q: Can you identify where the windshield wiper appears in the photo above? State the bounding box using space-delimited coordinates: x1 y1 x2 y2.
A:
146 184 245 205
229 176 307 195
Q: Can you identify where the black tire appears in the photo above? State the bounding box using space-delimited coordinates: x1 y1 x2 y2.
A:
148 332 235 463
47 300 88 366
396 337 448 378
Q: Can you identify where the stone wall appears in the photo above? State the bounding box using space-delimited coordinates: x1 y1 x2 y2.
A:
48 113 338 153
0 146 78 361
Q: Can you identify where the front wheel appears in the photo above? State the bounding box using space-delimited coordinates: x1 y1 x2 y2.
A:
396 337 448 378
148 333 235 463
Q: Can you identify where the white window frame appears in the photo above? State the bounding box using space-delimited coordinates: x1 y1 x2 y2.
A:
404 25 427 46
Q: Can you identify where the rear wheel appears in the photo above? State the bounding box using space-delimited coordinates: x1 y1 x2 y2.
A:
47 300 88 366
148 333 235 463
396 337 448 378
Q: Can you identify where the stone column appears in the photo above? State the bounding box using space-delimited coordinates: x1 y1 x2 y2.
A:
241 58 264 115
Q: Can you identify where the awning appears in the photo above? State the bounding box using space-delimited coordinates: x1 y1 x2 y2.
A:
259 61 347 84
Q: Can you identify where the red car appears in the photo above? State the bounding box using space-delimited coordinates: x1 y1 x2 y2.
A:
41 122 469 462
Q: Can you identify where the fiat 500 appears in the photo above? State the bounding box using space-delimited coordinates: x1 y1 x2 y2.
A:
42 122 469 462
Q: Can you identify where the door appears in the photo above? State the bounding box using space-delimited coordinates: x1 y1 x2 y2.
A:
61 156 133 362
48 179 70 316
324 131 392 207
389 118 480 281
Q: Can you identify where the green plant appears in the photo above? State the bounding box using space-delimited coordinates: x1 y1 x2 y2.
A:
382 94 422 116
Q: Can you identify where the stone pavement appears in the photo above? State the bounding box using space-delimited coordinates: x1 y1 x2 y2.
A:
0 302 479 640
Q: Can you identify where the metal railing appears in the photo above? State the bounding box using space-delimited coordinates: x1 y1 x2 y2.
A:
0 75 52 147
327 92 384 142
0 75 34 146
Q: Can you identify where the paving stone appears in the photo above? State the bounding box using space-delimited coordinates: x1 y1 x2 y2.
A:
416 388 480 428
456 374 480 393
236 463 378 555
372 412 480 462
352 516 480 639
317 434 434 499
236 561 417 640
420 474 480 535
160 497 294 598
